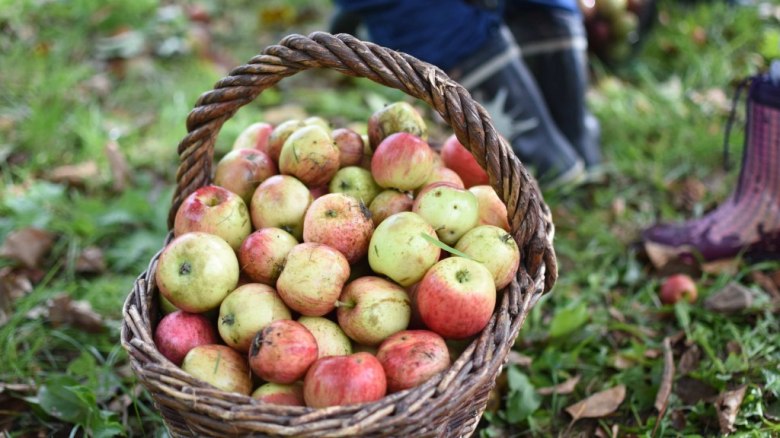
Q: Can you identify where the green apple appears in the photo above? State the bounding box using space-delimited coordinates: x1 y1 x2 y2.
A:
329 166 382 205
368 212 441 287
181 344 252 395
367 101 428 148
217 283 291 352
251 382 305 406
278 125 340 187
266 119 305 163
336 276 411 346
250 175 313 240
455 225 520 289
413 182 479 245
276 243 350 316
298 316 353 358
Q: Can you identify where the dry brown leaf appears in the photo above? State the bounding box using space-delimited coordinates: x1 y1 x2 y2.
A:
506 350 532 367
716 385 747 434
538 375 580 396
678 344 701 375
611 354 635 370
565 385 626 422
0 228 56 269
610 197 626 218
48 294 104 333
675 377 718 405
47 161 99 186
701 258 739 276
704 282 756 314
644 348 661 359
607 306 626 323
105 140 130 192
0 267 34 327
75 246 106 274
750 271 780 300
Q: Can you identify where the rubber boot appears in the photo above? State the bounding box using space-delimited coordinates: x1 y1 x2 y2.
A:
505 5 603 178
450 25 585 187
643 72 780 266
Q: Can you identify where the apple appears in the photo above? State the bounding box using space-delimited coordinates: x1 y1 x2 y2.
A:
417 166 465 194
217 283 291 352
310 185 329 199
303 353 387 408
413 182 479 245
154 310 218 366
181 345 252 395
469 185 510 231
416 257 496 339
368 101 428 148
659 274 698 305
337 276 411 346
251 382 305 406
329 166 382 205
276 243 350 316
159 293 179 315
302 193 374 264
332 128 364 168
455 225 520 290
156 232 239 313
368 212 441 287
298 316 353 358
278 125 340 187
232 122 273 153
359 133 373 170
266 119 305 163
213 148 277 204
250 175 313 240
304 116 331 131
371 132 435 191
376 330 450 393
173 185 252 251
441 135 489 188
368 190 413 226
238 227 298 286
248 320 318 384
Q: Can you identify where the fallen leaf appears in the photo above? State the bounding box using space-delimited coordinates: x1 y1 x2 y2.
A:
46 161 99 186
565 385 626 422
678 344 701 375
507 350 533 367
701 258 739 276
716 385 747 434
670 409 687 430
704 282 756 313
47 294 104 333
644 348 661 359
0 268 33 326
538 375 580 396
653 337 676 436
610 354 635 370
611 197 626 218
75 246 106 274
105 140 130 192
607 306 626 323
675 377 719 405
0 228 56 269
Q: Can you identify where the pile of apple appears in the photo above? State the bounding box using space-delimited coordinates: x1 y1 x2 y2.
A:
153 102 521 408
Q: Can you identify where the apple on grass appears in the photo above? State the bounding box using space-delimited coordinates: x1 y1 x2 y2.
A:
336 276 411 346
238 227 298 286
441 135 489 188
368 190 413 226
217 283 291 352
416 257 496 339
154 310 218 366
181 345 252 395
250 175 313 240
377 330 450 393
251 382 305 406
278 125 340 188
659 274 698 305
469 185 510 231
329 166 382 206
232 122 273 153
298 316 353 358
303 353 387 408
332 128 364 168
276 243 350 316
368 212 441 287
413 182 480 245
455 225 520 289
156 232 239 313
368 101 428 148
248 320 318 384
303 193 374 264
213 148 277 204
173 185 252 251
371 132 435 192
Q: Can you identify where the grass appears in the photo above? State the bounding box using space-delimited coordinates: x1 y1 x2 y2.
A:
1 0 779 436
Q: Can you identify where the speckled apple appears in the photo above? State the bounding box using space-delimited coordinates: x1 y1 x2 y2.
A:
337 276 411 346
248 320 318 384
217 283 291 352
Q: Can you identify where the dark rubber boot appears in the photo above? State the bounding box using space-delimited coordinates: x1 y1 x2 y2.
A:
643 72 780 266
450 26 585 187
505 5 603 176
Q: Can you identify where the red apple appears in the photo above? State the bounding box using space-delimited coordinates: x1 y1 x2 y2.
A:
441 135 489 188
413 182 480 245
376 330 450 393
181 345 252 395
659 274 698 305
276 243 350 316
368 190 414 226
173 185 252 251
455 225 520 289
213 148 277 204
332 128 364 168
238 227 298 286
310 185 329 199
337 276 411 346
248 320 318 384
368 212 441 287
232 122 273 153
266 119 305 163
250 175 313 240
367 101 428 148
371 132 435 191
469 185 510 231
303 353 387 408
154 310 218 366
278 125 340 187
251 382 305 406
217 283 291 352
416 257 496 339
303 193 374 264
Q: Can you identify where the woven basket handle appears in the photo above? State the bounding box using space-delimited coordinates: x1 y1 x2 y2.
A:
168 32 557 292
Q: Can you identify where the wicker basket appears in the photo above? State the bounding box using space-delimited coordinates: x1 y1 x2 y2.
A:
121 32 558 438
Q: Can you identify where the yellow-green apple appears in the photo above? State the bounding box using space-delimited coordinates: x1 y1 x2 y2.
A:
278 125 340 187
659 274 698 305
266 119 305 163
371 133 435 191
469 185 510 231
376 330 450 393
217 283 291 352
332 128 364 168
413 182 479 245
181 345 252 395
368 190 413 226
156 232 239 313
328 166 382 205
173 185 252 251
368 212 440 287
250 175 313 240
303 193 374 263
303 116 331 131
213 148 277 204
298 316 353 358
416 257 496 339
232 122 273 153
416 166 465 195
441 135 489 188
159 293 179 315
248 320 318 384
154 310 218 366
303 353 387 408
238 227 298 286
336 276 411 346
276 243 350 316
251 382 305 406
455 225 520 289
368 101 428 148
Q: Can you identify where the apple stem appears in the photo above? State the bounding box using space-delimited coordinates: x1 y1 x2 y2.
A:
334 300 355 309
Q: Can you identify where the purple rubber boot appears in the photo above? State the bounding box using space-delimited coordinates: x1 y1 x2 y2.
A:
643 71 780 266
